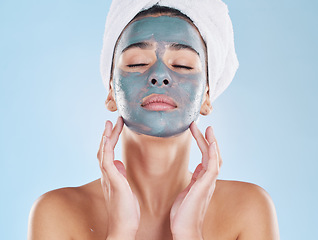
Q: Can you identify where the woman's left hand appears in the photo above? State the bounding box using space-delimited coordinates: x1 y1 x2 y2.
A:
170 122 222 240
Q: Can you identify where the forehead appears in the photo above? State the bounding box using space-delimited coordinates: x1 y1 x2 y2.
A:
116 16 205 55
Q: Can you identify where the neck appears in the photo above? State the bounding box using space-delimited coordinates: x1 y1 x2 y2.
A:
121 125 192 216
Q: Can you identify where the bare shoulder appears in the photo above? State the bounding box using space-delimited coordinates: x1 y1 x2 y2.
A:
215 179 274 203
28 179 106 240
213 180 280 240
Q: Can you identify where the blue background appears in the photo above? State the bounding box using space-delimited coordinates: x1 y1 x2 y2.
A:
1 0 317 239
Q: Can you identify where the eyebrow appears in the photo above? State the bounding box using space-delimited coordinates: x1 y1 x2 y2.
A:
122 42 153 53
121 42 200 56
168 43 199 56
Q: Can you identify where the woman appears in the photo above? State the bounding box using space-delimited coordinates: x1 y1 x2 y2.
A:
28 1 279 239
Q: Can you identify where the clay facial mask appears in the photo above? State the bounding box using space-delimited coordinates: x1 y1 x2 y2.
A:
112 16 207 137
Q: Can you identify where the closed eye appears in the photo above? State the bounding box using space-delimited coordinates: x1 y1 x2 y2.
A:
172 65 193 70
127 63 149 68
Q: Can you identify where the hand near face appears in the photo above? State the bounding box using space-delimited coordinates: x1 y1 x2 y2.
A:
170 122 222 240
97 117 140 240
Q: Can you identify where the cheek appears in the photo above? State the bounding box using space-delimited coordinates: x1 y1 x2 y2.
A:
113 70 148 103
113 67 206 113
173 72 206 104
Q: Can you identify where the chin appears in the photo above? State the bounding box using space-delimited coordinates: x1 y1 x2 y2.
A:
126 123 189 138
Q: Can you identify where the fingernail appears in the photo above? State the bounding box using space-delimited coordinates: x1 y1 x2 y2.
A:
103 136 106 145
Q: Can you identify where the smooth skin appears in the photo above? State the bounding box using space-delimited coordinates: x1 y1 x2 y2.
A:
28 117 279 240
28 13 279 240
100 117 220 240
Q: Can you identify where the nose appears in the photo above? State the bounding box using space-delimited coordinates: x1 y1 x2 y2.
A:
148 61 171 87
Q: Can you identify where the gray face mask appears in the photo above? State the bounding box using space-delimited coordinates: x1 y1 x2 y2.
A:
112 16 207 138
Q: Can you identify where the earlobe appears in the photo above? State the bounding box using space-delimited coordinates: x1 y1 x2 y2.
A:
200 100 212 115
200 88 213 116
105 87 118 112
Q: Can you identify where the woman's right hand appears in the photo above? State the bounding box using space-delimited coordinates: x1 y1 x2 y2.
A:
97 117 140 240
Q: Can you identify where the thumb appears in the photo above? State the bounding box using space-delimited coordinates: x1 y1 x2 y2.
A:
113 160 127 178
181 163 205 196
191 163 204 183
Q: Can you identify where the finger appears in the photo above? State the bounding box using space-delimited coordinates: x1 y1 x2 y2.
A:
173 164 203 202
100 174 110 196
189 122 208 156
101 135 129 187
177 164 204 201
133 194 141 219
216 142 222 168
100 117 123 153
207 142 220 175
205 126 215 144
97 118 123 162
103 120 123 174
109 117 124 148
97 128 107 162
191 163 204 183
105 120 113 137
180 170 216 215
114 160 127 178
97 120 113 162
205 126 222 168
101 135 118 177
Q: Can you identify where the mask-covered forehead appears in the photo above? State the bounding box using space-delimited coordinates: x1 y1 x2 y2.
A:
115 16 206 61
101 1 239 102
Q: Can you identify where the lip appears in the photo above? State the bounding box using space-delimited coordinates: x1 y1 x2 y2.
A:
141 94 177 111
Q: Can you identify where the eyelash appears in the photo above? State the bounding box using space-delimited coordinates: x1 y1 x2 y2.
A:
127 64 193 70
172 65 193 70
127 64 148 68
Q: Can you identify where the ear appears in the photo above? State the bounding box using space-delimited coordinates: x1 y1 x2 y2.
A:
105 82 117 112
200 86 213 116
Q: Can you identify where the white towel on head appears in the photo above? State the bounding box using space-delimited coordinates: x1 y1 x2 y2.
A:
100 0 239 102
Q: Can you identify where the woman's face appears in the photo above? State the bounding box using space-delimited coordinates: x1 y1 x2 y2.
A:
112 15 207 137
